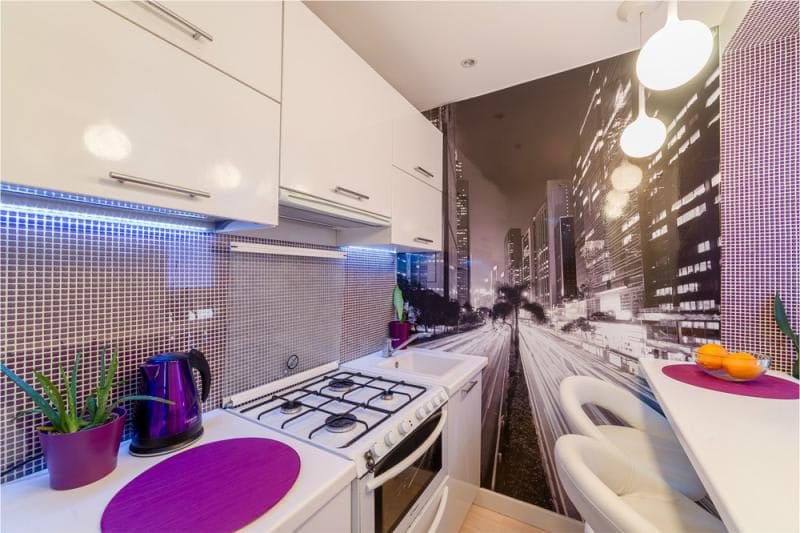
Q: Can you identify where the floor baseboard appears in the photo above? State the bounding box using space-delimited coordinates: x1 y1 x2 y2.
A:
474 489 583 533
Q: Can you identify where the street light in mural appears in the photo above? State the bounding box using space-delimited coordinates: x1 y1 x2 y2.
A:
604 189 629 220
636 0 713 91
620 83 666 158
611 158 644 192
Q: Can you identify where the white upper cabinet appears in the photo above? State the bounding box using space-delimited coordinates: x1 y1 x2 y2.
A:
392 103 444 191
1 1 280 226
280 2 393 225
339 167 442 252
98 1 283 101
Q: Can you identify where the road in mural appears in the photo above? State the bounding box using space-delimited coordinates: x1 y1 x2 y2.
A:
401 31 721 520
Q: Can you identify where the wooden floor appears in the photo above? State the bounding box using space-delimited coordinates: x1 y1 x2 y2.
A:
459 505 548 533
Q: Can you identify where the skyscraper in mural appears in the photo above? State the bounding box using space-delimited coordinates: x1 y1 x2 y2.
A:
529 180 575 307
455 160 471 304
504 228 522 286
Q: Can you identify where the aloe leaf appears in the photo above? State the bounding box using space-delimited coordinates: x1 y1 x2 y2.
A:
14 407 44 418
59 367 78 433
0 363 60 425
34 371 66 432
393 285 405 322
775 294 799 348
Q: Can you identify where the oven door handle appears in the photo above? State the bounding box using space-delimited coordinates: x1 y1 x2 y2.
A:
366 410 448 492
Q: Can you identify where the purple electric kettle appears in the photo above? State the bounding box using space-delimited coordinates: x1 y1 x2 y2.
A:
130 349 211 456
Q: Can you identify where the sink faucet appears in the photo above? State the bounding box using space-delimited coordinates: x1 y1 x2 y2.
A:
384 333 423 357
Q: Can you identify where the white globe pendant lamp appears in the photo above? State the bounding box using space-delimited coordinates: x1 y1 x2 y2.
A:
610 158 643 192
636 0 713 91
620 83 666 158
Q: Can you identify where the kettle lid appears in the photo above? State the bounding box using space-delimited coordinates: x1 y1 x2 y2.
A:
148 352 191 363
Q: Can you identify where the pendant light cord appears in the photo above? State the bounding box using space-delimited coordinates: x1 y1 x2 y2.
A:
638 10 646 115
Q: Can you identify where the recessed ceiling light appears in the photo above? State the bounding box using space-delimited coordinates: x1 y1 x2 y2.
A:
460 58 477 68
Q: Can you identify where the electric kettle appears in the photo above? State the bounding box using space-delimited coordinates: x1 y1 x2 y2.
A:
130 349 211 456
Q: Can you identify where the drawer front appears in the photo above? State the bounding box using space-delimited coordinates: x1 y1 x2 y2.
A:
391 168 443 251
2 1 279 226
393 110 444 191
98 0 282 101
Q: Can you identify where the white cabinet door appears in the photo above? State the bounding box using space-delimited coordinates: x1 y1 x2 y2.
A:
281 2 392 220
391 168 443 251
98 1 283 101
393 105 444 191
1 1 279 226
440 372 482 533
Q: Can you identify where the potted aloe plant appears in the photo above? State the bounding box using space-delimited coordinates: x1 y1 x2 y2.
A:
775 293 800 379
1 349 172 490
389 285 411 349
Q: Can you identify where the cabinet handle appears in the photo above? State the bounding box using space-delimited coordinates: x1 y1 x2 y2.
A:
414 166 435 178
145 1 214 42
461 380 478 396
108 172 211 199
334 186 370 201
414 237 434 244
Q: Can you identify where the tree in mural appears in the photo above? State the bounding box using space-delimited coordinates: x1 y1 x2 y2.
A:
495 283 547 353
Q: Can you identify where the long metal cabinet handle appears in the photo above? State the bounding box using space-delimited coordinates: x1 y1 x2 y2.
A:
145 1 214 41
108 172 211 199
334 186 370 201
414 166 434 178
414 237 434 244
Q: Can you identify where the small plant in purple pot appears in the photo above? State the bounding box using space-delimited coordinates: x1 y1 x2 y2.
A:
1 349 172 490
389 285 411 349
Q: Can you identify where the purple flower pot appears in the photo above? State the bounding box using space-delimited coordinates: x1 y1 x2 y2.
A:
38 407 126 490
389 321 412 349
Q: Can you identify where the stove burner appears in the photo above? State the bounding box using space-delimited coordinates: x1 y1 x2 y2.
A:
325 413 358 433
327 378 355 393
380 390 394 401
280 400 303 415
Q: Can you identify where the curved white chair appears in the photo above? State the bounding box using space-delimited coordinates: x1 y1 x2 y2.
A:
559 375 706 501
555 434 724 533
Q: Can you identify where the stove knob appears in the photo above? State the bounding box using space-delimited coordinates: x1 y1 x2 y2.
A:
415 407 426 420
424 402 433 414
370 442 385 458
397 420 411 436
384 431 396 447
438 392 448 404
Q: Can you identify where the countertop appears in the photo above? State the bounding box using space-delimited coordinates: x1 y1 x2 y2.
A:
0 410 356 533
641 359 799 533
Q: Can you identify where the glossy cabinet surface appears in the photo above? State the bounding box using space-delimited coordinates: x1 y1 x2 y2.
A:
1 1 279 226
441 371 482 533
281 2 393 220
98 1 283 101
393 105 444 191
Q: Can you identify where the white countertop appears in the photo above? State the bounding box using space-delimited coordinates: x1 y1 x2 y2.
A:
0 410 356 533
640 359 799 533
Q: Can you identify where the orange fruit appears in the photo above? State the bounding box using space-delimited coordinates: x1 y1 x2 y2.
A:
696 343 727 370
723 352 761 379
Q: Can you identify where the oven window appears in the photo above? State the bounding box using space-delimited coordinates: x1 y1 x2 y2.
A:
374 411 443 533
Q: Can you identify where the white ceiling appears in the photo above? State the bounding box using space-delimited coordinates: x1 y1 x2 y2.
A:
306 1 732 111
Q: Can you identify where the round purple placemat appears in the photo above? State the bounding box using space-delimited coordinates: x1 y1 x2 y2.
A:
663 364 800 399
102 438 301 533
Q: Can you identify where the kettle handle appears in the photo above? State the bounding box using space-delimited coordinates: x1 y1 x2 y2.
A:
188 349 211 402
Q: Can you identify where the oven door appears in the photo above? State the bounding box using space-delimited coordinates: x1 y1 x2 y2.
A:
356 407 448 533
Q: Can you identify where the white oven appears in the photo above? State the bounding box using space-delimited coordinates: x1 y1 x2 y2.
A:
353 406 448 533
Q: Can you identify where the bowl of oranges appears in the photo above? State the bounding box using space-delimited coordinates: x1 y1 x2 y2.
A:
694 343 770 382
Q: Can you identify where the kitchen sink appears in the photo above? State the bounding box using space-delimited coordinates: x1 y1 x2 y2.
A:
378 350 462 376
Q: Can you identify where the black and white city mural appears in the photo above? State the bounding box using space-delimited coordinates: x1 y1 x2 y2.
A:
397 33 721 518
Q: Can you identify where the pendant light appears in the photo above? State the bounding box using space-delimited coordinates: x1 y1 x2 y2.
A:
621 82 666 158
636 0 713 91
610 158 643 192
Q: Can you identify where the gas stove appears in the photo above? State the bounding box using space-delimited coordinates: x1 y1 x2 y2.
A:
226 364 448 476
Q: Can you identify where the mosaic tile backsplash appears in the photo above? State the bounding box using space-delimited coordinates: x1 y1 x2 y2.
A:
0 203 395 482
720 0 799 373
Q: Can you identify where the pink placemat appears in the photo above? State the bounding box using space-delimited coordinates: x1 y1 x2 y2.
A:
102 438 301 533
662 364 800 399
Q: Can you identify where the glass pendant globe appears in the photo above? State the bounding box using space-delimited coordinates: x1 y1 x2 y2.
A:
610 160 643 192
636 3 713 91
620 114 666 159
606 189 629 208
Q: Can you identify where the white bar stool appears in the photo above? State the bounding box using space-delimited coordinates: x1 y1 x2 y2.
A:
559 375 706 501
555 434 724 533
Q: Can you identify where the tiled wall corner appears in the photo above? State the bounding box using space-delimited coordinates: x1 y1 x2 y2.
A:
720 0 799 373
